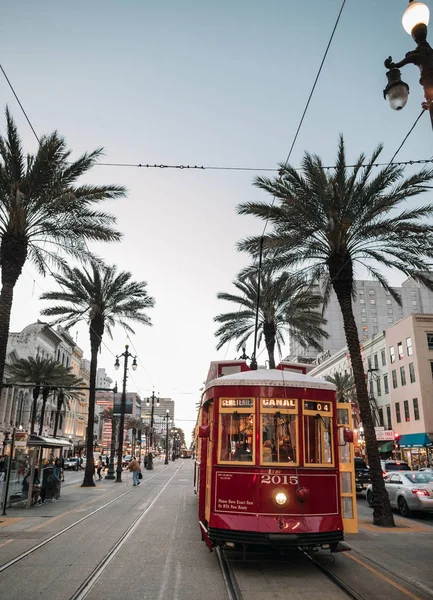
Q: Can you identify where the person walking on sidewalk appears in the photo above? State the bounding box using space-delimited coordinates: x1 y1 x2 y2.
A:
126 457 141 486
52 458 62 502
96 457 103 480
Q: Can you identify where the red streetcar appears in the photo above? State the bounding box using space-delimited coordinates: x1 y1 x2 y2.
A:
194 360 352 552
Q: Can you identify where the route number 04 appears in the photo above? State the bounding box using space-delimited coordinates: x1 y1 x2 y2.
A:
261 474 298 485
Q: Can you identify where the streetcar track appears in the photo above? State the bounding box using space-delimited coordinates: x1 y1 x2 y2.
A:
216 547 243 600
0 465 174 573
70 466 183 600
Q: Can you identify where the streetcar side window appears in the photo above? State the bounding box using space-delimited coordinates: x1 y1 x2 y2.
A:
219 412 254 463
303 414 333 465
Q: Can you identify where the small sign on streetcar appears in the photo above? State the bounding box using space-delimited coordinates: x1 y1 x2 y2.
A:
303 400 331 412
221 398 254 408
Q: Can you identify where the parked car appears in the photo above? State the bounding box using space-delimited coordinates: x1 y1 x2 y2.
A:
64 457 79 471
367 470 433 516
354 457 370 493
380 459 411 474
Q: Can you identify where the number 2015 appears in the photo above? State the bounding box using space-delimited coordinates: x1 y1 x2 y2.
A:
261 475 298 485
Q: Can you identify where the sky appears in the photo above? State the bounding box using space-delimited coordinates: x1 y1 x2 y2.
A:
2 0 433 444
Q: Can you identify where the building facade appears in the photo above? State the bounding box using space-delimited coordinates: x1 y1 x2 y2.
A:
291 277 433 360
309 313 433 468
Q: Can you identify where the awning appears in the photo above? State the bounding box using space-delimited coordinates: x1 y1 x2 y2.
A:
398 433 433 448
378 441 394 453
27 435 72 448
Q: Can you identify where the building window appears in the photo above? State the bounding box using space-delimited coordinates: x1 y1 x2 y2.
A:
376 378 382 396
361 317 367 323
372 317 378 323
362 326 368 332
398 342 403 360
361 308 366 314
373 326 379 333
413 398 420 421
387 309 394 315
389 318 394 323
386 299 392 305
367 357 372 370
395 402 401 424
369 380 374 396
430 362 433 379
370 299 376 305
400 366 406 386
369 290 375 295
381 349 386 366
409 362 415 383
427 334 433 350
386 405 392 429
378 407 384 427
406 337 413 356
359 290 364 295
360 299 365 304
412 300 417 306
392 370 398 389
384 374 389 394
403 400 410 422
363 334 368 340
389 346 395 363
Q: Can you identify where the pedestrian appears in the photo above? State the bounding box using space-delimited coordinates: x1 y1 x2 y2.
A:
61 456 65 482
126 456 141 486
79 456 84 470
52 458 62 502
22 467 41 505
97 457 103 480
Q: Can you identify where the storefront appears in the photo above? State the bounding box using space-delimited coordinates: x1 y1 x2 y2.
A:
399 433 433 469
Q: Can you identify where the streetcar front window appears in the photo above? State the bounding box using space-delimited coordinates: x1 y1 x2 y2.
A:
304 414 333 464
261 413 297 464
219 412 254 462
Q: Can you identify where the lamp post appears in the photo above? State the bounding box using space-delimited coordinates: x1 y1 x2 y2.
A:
105 383 118 480
384 1 433 127
146 391 159 470
113 345 137 483
164 410 170 465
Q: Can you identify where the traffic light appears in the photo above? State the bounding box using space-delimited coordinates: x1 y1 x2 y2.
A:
394 432 400 444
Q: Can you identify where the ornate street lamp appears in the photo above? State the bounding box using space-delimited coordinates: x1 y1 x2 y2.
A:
164 410 170 465
113 345 137 482
384 1 433 126
105 383 118 480
146 391 160 470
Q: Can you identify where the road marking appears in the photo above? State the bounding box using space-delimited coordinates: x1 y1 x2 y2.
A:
0 539 13 549
0 518 23 529
346 553 425 600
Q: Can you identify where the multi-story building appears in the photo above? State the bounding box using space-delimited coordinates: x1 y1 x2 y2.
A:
291 277 433 360
309 313 433 468
0 321 89 445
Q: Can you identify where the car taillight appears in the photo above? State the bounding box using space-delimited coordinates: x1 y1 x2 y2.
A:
411 489 429 496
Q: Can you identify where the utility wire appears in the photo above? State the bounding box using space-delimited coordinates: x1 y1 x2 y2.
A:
0 63 40 144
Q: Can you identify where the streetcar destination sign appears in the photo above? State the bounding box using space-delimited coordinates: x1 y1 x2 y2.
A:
221 398 254 408
261 398 296 408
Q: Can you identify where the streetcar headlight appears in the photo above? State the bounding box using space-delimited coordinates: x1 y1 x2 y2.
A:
275 492 287 506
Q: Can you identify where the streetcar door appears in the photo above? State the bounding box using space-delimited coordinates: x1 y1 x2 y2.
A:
337 403 358 533
205 402 214 522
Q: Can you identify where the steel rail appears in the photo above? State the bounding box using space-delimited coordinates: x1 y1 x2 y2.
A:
0 465 174 573
69 465 183 600
300 549 366 600
216 547 244 600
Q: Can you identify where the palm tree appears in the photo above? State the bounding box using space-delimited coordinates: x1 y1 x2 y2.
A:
8 356 72 434
237 135 433 527
52 375 85 438
324 372 356 403
40 261 155 487
0 107 125 390
214 270 327 368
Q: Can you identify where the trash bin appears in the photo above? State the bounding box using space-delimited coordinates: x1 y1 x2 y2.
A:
41 466 61 499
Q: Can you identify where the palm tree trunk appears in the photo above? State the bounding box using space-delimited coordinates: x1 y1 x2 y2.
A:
263 321 276 369
0 236 27 387
53 391 64 438
82 318 103 487
331 260 394 527
30 385 41 435
38 387 50 435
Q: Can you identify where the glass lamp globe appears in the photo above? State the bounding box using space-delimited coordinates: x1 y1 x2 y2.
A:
385 83 409 110
402 1 430 35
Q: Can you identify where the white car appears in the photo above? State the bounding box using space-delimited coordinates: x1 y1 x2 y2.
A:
367 471 433 517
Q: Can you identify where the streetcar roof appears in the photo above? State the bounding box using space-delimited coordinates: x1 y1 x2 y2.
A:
204 368 336 392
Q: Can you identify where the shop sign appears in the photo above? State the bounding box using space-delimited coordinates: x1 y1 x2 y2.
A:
375 428 394 441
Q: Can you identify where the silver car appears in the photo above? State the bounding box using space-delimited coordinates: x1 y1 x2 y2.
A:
366 471 433 517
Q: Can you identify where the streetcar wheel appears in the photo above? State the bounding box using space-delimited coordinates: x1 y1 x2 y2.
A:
398 496 412 517
366 489 373 508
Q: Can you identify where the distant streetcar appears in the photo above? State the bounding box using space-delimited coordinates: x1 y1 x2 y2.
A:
194 360 352 552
